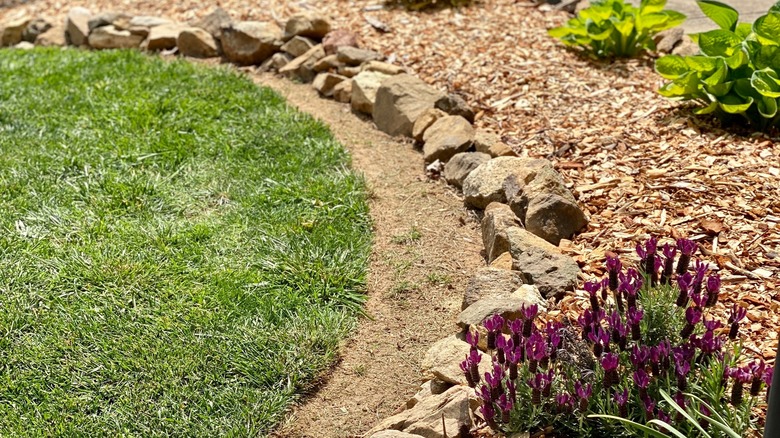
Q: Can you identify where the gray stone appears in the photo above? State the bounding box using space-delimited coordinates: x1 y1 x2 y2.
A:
435 93 475 124
370 431 427 438
281 35 315 57
351 70 391 114
143 24 190 51
429 379 452 395
129 16 173 28
22 18 51 43
66 7 91 46
373 74 445 137
362 60 405 75
88 25 145 49
443 152 490 189
457 285 546 328
412 108 447 144
194 7 232 41
259 52 293 72
654 27 684 53
672 35 699 56
322 29 358 55
462 266 524 310
333 80 352 103
337 64 362 78
367 385 474 438
481 202 522 263
313 54 340 72
279 44 325 83
1 16 30 47
221 21 282 66
337 45 383 66
87 12 130 32
506 227 579 298
177 27 219 58
474 130 515 157
422 116 474 163
461 157 549 210
313 73 347 97
421 335 490 386
35 22 66 46
284 12 331 41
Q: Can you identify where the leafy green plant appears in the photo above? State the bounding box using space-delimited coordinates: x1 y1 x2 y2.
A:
548 0 686 58
656 1 780 129
385 0 473 11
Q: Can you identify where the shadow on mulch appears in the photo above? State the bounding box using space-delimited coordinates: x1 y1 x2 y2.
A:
662 104 780 140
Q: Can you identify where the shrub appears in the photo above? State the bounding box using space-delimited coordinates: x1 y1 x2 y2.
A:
385 0 473 11
464 236 770 437
548 0 686 58
656 1 780 130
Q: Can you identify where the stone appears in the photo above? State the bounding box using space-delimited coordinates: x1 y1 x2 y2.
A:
35 22 66 46
421 335 490 386
435 93 475 124
362 60 405 75
22 18 51 43
490 251 514 270
429 379 452 395
1 16 30 47
66 7 92 46
279 44 325 83
87 12 131 32
457 285 546 328
337 45 383 66
284 12 331 40
322 29 358 55
481 202 522 263
143 23 190 51
13 41 34 50
259 52 293 72
462 266 524 310
313 73 347 97
281 35 315 57
672 35 699 56
129 16 173 28
88 25 145 49
461 157 549 210
337 65 362 78
575 0 591 13
367 385 474 438
221 21 282 66
406 381 432 410
443 152 490 189
422 116 475 163
351 71 391 115
194 7 232 41
333 80 353 103
313 54 340 72
370 431 427 438
474 130 516 157
373 74 445 137
411 108 447 144
506 227 579 298
654 27 684 54
177 27 219 58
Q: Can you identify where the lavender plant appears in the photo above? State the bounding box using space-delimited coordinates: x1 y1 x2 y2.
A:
464 237 772 437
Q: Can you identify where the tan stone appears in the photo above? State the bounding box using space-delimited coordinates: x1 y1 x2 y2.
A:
411 108 446 144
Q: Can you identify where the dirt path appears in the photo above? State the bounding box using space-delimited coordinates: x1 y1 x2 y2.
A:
251 73 484 438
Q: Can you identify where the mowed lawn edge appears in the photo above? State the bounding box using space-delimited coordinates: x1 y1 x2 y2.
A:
0 48 371 436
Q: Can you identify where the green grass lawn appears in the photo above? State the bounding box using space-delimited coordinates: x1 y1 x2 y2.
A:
0 48 371 436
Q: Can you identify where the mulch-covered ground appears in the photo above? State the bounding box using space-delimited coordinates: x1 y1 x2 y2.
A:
3 0 779 429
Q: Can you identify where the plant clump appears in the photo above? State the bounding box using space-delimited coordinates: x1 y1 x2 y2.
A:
548 0 686 58
385 0 474 11
464 236 771 437
656 1 780 130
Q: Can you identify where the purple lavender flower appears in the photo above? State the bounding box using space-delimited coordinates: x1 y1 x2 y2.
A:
639 236 659 286
585 280 601 313
546 321 563 363
528 373 547 405
728 366 752 406
479 400 497 428
485 363 505 400
606 255 622 292
466 330 479 351
506 349 520 381
575 381 592 411
676 238 697 274
588 326 610 357
661 243 676 285
496 335 508 364
460 358 475 387
642 395 656 421
750 360 766 396
483 314 504 350
630 344 650 369
705 274 721 307
699 404 712 430
468 349 482 386
556 392 573 414
633 369 650 400
627 308 643 341
521 304 538 338
764 366 774 387
728 304 747 340
675 359 691 391
496 394 513 424
676 272 692 307
681 306 702 339
696 330 724 359
601 353 620 388
690 260 707 304
526 332 546 373
507 379 517 403
601 277 609 301
478 384 492 404
578 309 594 341
509 318 523 348
614 388 629 418
542 369 554 397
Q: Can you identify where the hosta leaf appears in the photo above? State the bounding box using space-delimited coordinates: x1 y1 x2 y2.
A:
735 22 753 39
640 11 687 33
580 4 616 24
773 1 780 13
587 22 615 41
656 55 690 79
754 13 780 45
698 29 742 56
752 44 780 70
684 55 719 73
658 71 701 97
611 18 635 38
751 68 780 98
725 47 748 69
694 98 720 114
718 93 754 113
704 80 733 97
734 77 758 99
758 95 778 118
640 0 667 14
697 0 739 31
702 58 728 86
548 26 575 38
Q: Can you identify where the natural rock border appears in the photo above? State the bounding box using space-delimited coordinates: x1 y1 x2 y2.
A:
1 7 591 437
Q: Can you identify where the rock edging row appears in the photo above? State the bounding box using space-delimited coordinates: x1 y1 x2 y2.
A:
2 8 590 438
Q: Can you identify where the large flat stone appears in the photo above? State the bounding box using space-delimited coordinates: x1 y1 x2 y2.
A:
505 227 579 298
373 74 445 138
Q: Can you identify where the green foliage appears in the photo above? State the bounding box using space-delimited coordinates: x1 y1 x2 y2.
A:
548 0 686 58
0 48 371 435
385 0 473 11
656 1 780 129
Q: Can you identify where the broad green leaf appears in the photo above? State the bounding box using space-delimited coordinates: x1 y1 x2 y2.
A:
752 68 780 97
548 26 577 38
697 0 739 31
612 18 635 38
588 415 673 438
725 47 748 69
758 96 778 118
751 44 780 70
772 1 780 13
658 71 701 97
718 93 754 113
702 58 728 86
704 80 733 96
694 98 719 114
587 22 615 41
684 55 719 73
754 13 780 45
735 77 758 98
580 4 616 24
640 11 686 33
697 29 742 56
656 55 690 79
640 0 667 14
735 22 753 39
